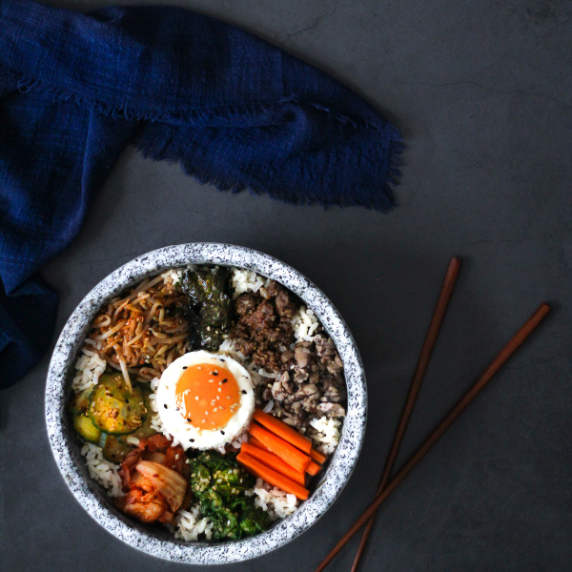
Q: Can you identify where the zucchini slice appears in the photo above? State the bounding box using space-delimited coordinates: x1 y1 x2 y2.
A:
100 433 133 464
89 373 146 435
73 412 102 444
69 387 101 444
69 387 93 414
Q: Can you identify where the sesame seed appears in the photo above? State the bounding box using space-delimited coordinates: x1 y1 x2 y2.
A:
208 379 214 383
218 388 222 393
202 419 206 423
182 366 188 370
212 371 218 376
242 390 247 394
190 438 195 442
164 404 168 409
195 396 199 400
175 407 180 411
197 367 202 370
222 378 228 383
205 411 209 415
216 396 220 400
221 430 225 435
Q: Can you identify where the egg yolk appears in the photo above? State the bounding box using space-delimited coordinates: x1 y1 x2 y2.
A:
175 363 241 430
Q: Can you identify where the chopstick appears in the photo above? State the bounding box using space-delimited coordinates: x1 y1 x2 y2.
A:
315 302 550 572
350 257 461 572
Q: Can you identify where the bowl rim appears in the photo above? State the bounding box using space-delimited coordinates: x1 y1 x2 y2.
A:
45 242 367 564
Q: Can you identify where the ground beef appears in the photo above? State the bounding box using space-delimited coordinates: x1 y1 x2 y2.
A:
269 334 347 430
231 280 346 432
231 281 299 371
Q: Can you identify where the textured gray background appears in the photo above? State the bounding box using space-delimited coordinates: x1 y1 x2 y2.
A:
1 0 572 570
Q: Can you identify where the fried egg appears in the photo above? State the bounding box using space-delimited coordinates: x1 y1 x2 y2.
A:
156 350 255 450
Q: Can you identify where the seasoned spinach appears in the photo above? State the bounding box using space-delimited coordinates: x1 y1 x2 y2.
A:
188 450 268 540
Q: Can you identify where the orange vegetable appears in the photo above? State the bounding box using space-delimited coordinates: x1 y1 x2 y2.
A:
237 452 309 501
241 442 306 486
306 461 322 476
253 409 312 454
249 423 311 473
310 448 327 464
249 435 271 453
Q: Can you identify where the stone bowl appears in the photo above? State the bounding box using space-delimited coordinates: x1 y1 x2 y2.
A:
45 243 367 564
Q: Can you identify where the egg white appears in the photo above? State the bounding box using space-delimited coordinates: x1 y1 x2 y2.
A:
156 350 255 450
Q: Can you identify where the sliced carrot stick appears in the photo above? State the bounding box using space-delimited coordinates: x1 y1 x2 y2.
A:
241 442 306 486
237 452 309 501
253 409 313 453
249 435 272 453
306 460 322 476
310 448 327 464
249 423 311 473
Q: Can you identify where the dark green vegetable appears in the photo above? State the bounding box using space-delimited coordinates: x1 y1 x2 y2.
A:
69 388 92 414
212 467 252 500
188 450 269 540
125 387 157 442
69 388 101 444
100 433 132 464
181 266 232 351
211 507 241 540
238 505 270 536
73 412 102 444
190 463 211 493
89 373 146 435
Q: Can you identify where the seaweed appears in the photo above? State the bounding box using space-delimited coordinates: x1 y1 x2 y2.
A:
181 266 232 351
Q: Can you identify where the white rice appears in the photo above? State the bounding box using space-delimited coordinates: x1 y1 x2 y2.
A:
246 478 298 521
309 416 341 455
174 504 214 541
292 306 320 342
71 348 106 392
230 268 268 299
229 428 249 449
81 443 123 498
148 377 166 433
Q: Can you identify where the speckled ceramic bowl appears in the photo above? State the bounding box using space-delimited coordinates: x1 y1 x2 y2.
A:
45 243 367 564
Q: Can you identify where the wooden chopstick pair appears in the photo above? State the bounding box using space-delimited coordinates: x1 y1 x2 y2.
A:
315 257 550 572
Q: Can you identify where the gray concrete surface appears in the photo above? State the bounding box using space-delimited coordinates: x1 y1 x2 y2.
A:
2 0 572 570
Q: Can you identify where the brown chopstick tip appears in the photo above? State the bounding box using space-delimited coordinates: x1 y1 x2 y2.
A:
349 255 463 572
315 301 551 572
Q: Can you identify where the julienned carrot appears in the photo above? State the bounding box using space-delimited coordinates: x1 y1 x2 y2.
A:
249 423 311 473
249 435 271 453
237 452 309 501
253 409 312 454
241 442 306 486
310 448 327 464
306 461 322 476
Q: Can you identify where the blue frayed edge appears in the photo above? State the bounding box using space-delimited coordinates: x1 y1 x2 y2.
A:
8 66 404 211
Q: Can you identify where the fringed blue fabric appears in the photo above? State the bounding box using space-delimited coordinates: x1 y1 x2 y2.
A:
0 0 402 387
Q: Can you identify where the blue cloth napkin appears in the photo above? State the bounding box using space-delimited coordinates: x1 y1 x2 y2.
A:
0 0 402 388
